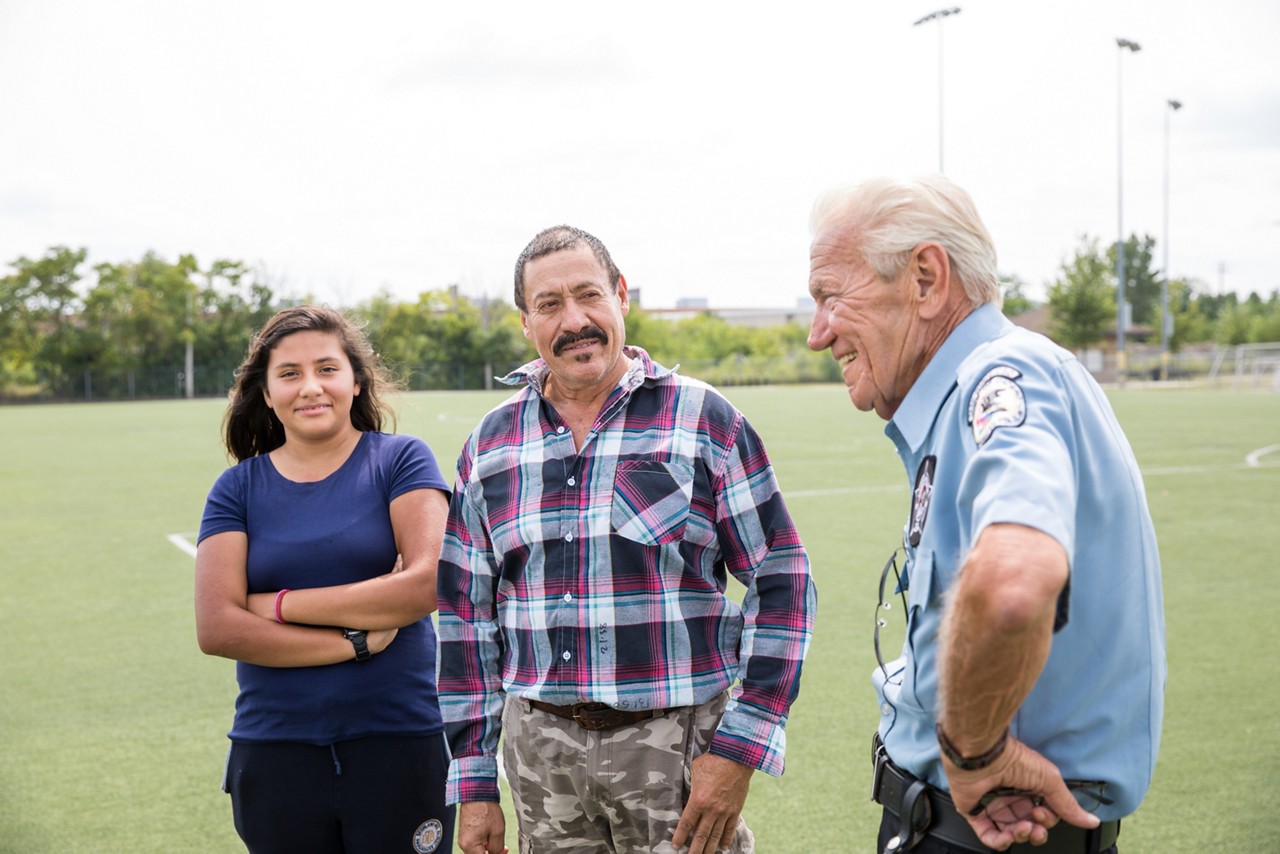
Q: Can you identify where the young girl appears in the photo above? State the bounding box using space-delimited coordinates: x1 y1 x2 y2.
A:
195 305 454 854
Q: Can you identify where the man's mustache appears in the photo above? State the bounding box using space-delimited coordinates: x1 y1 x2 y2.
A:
553 328 608 356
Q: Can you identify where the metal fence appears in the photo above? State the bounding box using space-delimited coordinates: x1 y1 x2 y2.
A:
27 365 236 401
5 344 1278 404
1099 343 1280 390
15 361 531 402
1206 342 1280 389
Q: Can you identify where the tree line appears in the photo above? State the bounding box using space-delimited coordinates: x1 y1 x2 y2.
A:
2 238 1277 400
1036 234 1280 350
0 246 839 400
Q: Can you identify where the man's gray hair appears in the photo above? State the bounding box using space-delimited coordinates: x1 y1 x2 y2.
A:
810 175 1001 306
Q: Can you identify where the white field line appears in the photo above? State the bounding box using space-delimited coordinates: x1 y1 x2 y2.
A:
785 484 905 499
168 532 198 558
1144 460 1280 477
1245 443 1280 468
1144 463 1262 476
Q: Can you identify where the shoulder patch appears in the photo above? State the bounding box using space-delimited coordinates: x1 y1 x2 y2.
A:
967 366 1026 447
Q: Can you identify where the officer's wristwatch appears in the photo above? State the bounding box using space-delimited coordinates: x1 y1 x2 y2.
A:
342 628 371 662
936 722 1008 770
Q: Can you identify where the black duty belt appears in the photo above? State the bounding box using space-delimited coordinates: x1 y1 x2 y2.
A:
872 734 1120 854
526 700 682 732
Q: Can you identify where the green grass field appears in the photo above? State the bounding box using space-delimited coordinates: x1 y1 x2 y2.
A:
2 384 1278 852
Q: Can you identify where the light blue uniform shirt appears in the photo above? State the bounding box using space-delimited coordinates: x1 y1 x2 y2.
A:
876 304 1165 820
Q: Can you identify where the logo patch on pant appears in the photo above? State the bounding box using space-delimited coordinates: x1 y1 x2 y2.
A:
968 365 1026 447
413 819 444 853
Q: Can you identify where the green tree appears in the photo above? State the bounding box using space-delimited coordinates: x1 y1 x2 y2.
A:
83 253 200 372
2 247 278 398
0 246 88 391
1214 302 1253 346
192 260 278 394
1000 273 1035 317
1167 278 1211 349
1248 291 1280 343
624 308 680 361
1212 290 1280 345
625 309 834 385
675 314 762 361
1191 290 1235 325
1047 236 1115 350
1106 234 1160 327
358 290 454 385
357 289 530 390
478 297 533 381
37 251 206 397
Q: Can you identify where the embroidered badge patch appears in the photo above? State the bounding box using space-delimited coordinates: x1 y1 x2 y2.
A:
909 456 936 547
413 819 444 853
968 366 1026 447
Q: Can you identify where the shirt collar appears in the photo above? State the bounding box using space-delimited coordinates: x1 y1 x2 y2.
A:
887 303 1008 454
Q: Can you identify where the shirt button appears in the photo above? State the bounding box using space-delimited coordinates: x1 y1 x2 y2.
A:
881 703 892 716
556 426 566 434
565 533 573 542
562 651 572 661
563 592 573 602
567 476 576 486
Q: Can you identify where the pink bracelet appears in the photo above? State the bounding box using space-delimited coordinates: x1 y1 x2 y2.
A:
274 588 291 624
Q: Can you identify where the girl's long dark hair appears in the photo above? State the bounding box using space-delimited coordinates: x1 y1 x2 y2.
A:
222 305 397 462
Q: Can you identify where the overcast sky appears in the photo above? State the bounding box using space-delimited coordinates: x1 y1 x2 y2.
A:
2 0 1277 310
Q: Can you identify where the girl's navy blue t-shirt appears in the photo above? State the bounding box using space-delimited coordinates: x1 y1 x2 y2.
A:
198 431 450 744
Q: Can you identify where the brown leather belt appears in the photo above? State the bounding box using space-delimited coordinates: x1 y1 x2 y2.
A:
872 734 1120 853
526 700 682 732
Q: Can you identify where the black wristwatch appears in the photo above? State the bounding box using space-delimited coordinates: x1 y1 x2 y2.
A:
936 722 1008 771
342 628 371 662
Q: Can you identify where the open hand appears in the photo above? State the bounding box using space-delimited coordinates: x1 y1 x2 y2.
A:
673 753 752 853
943 736 1099 851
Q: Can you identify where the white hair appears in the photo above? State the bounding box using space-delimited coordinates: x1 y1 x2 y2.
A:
810 175 1002 306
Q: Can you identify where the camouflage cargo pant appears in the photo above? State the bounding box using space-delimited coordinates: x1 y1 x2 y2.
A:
501 691 755 853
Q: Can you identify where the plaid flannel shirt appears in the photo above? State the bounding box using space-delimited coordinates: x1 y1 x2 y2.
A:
437 347 816 804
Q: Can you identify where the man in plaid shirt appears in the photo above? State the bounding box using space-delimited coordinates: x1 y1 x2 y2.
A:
437 225 816 854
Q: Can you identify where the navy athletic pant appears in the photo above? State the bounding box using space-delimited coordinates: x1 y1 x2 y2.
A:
225 734 454 854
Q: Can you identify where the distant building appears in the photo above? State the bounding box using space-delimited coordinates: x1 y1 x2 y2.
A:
641 297 815 329
1009 305 1155 347
1007 305 1050 336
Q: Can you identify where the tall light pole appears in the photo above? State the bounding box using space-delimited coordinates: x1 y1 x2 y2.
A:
1160 98 1183 381
1115 37 1141 384
914 7 962 173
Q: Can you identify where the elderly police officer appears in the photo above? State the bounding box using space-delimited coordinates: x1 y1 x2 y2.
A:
806 176 1165 854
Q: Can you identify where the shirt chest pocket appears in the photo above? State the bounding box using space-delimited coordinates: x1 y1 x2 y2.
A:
611 460 695 546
